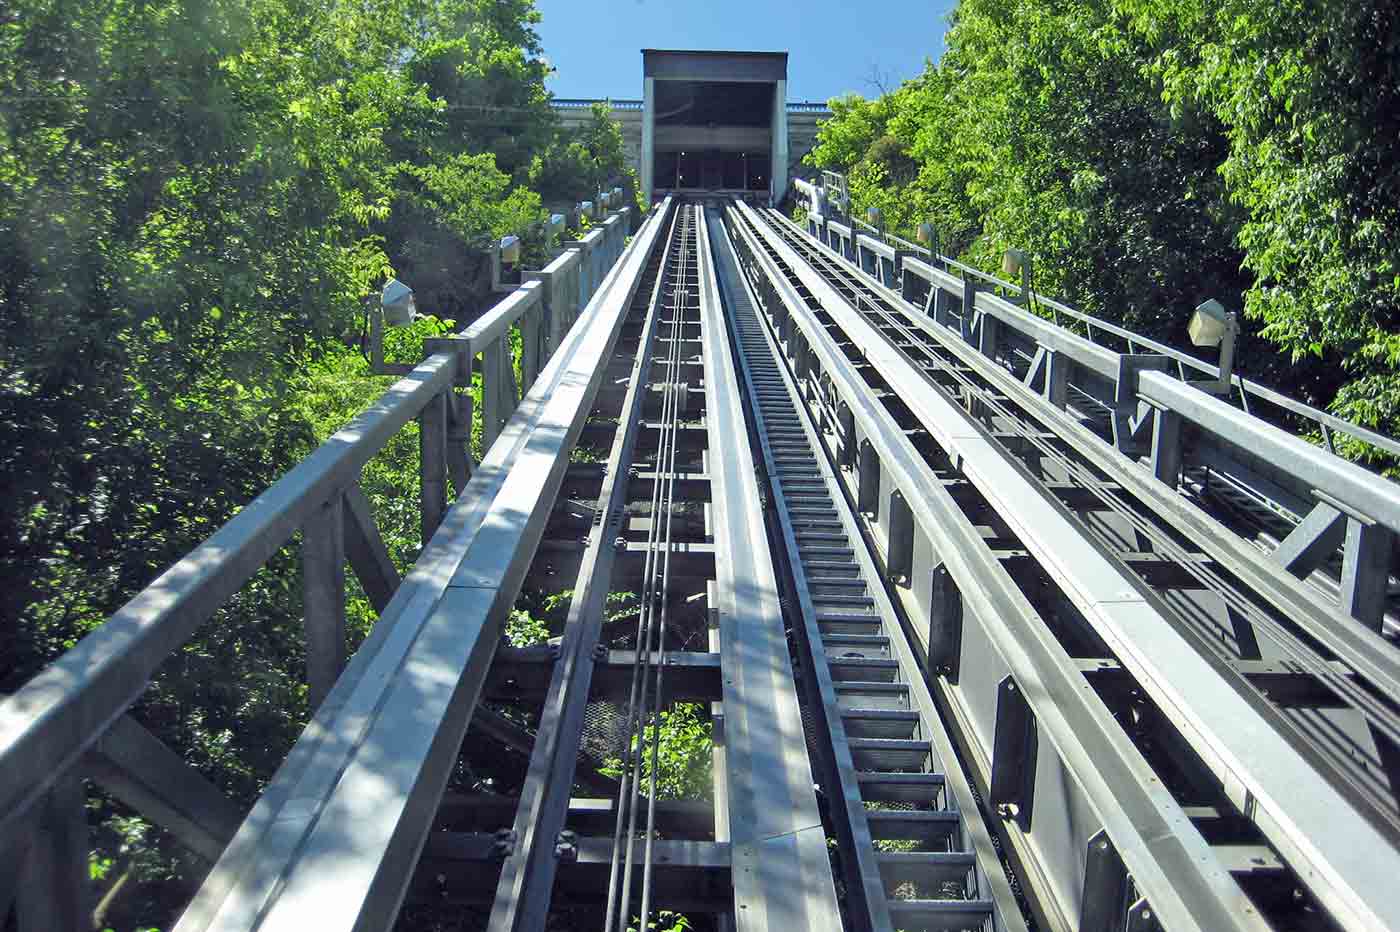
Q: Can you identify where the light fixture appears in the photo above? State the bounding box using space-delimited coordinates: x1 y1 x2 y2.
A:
917 222 936 245
579 200 594 219
548 213 566 237
1001 248 1027 278
381 278 416 328
499 234 521 266
1188 298 1240 394
866 206 882 227
1188 298 1230 347
612 186 623 201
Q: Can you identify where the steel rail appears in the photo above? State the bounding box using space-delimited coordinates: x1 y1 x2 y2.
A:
604 209 691 932
800 183 1400 460
748 202 1400 932
727 198 1271 932
714 202 1030 932
768 205 1400 710
696 205 845 932
175 199 674 932
840 272 1400 765
767 207 1400 795
638 206 694 932
486 203 679 932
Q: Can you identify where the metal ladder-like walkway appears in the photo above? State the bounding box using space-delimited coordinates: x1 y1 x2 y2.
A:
707 208 1024 932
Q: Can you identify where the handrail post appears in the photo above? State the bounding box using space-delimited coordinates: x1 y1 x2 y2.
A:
419 390 448 544
14 773 89 932
303 494 347 710
426 336 476 494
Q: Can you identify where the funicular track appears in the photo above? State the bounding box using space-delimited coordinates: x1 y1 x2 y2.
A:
404 199 1048 932
724 199 1400 932
708 205 1028 932
9 187 1400 932
401 201 854 932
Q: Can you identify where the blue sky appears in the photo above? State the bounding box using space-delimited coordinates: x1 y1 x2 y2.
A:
533 0 958 102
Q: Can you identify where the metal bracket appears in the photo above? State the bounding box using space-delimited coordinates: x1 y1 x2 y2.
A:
927 564 963 682
491 828 518 859
553 830 578 863
989 675 1038 831
424 336 473 386
1079 829 1129 932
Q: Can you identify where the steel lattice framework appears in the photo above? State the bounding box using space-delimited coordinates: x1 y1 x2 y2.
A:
2 183 1399 932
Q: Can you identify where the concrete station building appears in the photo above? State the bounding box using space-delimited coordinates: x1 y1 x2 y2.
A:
552 49 830 205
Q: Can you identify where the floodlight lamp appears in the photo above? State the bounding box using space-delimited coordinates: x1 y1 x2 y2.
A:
499 234 522 265
1188 298 1233 348
865 206 883 227
1002 248 1027 278
917 222 936 245
580 200 594 218
381 278 416 328
548 213 566 236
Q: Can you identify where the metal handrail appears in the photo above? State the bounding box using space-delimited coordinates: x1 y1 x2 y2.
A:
550 98 830 115
0 207 636 885
808 201 1400 458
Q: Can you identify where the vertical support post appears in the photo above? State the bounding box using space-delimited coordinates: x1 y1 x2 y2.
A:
960 278 978 345
887 491 914 585
857 439 880 518
641 76 656 204
1045 349 1070 408
419 390 447 545
482 338 505 453
1341 518 1392 631
836 403 855 469
927 564 963 682
932 286 949 327
15 773 89 932
1150 407 1183 488
520 304 541 394
424 337 474 495
990 676 1037 831
303 494 347 710
978 308 1000 359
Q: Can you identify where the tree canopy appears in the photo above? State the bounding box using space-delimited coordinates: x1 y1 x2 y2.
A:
1 0 633 924
805 0 1400 460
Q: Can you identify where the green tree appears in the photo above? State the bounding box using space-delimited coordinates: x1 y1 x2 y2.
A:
0 0 562 924
1115 0 1400 456
805 0 1389 444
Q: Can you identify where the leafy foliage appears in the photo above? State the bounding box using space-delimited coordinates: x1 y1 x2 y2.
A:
601 703 714 801
0 0 635 925
806 0 1400 448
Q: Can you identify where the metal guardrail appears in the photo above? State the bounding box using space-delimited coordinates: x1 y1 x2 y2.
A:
178 201 667 932
0 203 637 929
551 97 644 111
745 201 1400 932
799 180 1400 461
550 98 831 116
797 184 1400 634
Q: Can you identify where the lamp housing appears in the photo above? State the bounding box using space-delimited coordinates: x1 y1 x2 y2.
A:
381 278 416 328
